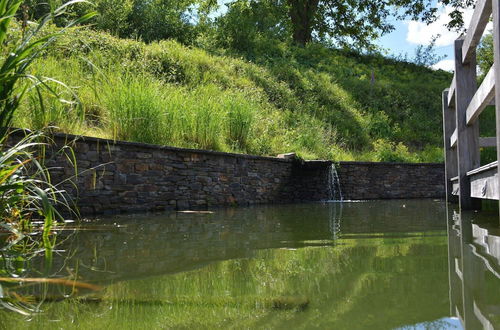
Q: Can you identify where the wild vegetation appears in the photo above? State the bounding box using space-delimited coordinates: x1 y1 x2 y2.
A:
0 0 95 314
5 25 451 161
0 0 468 162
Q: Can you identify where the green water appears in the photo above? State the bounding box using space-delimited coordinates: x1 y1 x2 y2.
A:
0 199 498 329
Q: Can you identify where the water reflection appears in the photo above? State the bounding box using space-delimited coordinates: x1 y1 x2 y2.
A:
448 208 500 329
18 200 446 287
0 200 455 329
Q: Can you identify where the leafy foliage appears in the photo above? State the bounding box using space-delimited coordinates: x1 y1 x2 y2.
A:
22 0 202 44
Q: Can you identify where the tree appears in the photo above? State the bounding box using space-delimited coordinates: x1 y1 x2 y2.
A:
21 0 201 43
478 32 493 78
413 35 447 67
127 0 199 43
213 0 475 48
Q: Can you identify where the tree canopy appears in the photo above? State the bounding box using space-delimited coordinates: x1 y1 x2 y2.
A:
211 0 474 48
20 0 475 49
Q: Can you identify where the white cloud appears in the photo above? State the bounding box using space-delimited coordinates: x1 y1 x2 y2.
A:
432 59 455 71
406 6 489 47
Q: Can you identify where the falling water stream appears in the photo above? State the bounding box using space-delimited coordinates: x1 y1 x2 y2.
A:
327 163 343 201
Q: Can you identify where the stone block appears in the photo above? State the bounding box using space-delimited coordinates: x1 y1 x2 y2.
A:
135 163 149 172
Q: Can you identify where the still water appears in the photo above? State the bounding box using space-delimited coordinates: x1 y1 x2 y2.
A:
0 200 499 329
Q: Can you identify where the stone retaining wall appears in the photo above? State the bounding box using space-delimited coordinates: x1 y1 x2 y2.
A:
338 161 445 200
8 131 445 215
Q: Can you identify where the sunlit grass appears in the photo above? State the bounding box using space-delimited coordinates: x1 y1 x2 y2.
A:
8 27 452 162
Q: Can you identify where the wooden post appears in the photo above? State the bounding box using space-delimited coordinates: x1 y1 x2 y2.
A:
454 38 481 210
492 0 500 221
443 89 458 203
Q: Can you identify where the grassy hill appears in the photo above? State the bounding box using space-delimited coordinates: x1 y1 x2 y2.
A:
9 25 452 161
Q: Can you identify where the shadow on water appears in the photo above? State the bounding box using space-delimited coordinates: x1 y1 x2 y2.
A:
3 199 494 329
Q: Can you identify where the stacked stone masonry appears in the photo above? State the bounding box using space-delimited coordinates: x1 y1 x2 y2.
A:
337 161 445 200
9 131 445 215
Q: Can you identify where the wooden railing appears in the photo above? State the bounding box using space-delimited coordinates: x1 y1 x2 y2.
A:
443 0 500 211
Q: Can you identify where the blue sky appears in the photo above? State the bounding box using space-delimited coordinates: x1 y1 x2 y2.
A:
376 5 481 71
376 20 454 69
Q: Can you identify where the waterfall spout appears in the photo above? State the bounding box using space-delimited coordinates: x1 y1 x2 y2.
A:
327 163 343 201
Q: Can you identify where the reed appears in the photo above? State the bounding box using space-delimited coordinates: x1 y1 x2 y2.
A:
0 0 94 316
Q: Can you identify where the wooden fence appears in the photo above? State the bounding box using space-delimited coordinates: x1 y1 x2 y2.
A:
443 0 500 213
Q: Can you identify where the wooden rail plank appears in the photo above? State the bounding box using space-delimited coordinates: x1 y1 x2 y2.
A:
454 38 481 210
462 0 492 64
452 180 459 195
479 137 497 148
470 168 499 200
466 162 498 200
466 161 498 176
448 76 456 108
450 129 458 148
466 66 495 125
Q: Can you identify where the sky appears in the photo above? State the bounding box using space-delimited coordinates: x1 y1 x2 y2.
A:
377 5 489 71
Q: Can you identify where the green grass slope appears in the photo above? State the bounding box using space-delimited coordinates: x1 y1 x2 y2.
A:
10 26 452 161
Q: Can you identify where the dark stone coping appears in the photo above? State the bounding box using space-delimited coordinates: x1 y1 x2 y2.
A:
9 129 294 163
338 161 444 167
8 128 443 168
302 160 333 168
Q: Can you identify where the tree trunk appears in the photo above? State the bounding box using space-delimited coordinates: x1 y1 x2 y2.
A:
287 0 319 46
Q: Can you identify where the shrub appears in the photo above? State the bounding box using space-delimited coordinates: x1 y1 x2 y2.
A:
373 139 417 163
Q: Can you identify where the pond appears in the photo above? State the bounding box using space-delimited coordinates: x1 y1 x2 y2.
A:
0 199 499 329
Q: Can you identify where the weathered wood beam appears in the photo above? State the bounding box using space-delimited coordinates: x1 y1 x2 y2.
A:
454 38 481 210
466 161 498 176
448 76 456 108
479 137 497 147
466 66 495 125
443 89 458 202
468 162 499 199
462 0 492 64
452 179 459 196
450 129 458 148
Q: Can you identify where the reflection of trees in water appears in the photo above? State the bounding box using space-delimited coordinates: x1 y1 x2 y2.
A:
0 200 452 329
448 208 500 329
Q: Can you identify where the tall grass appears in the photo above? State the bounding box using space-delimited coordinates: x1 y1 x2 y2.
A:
10 27 452 161
102 74 169 144
98 73 258 152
